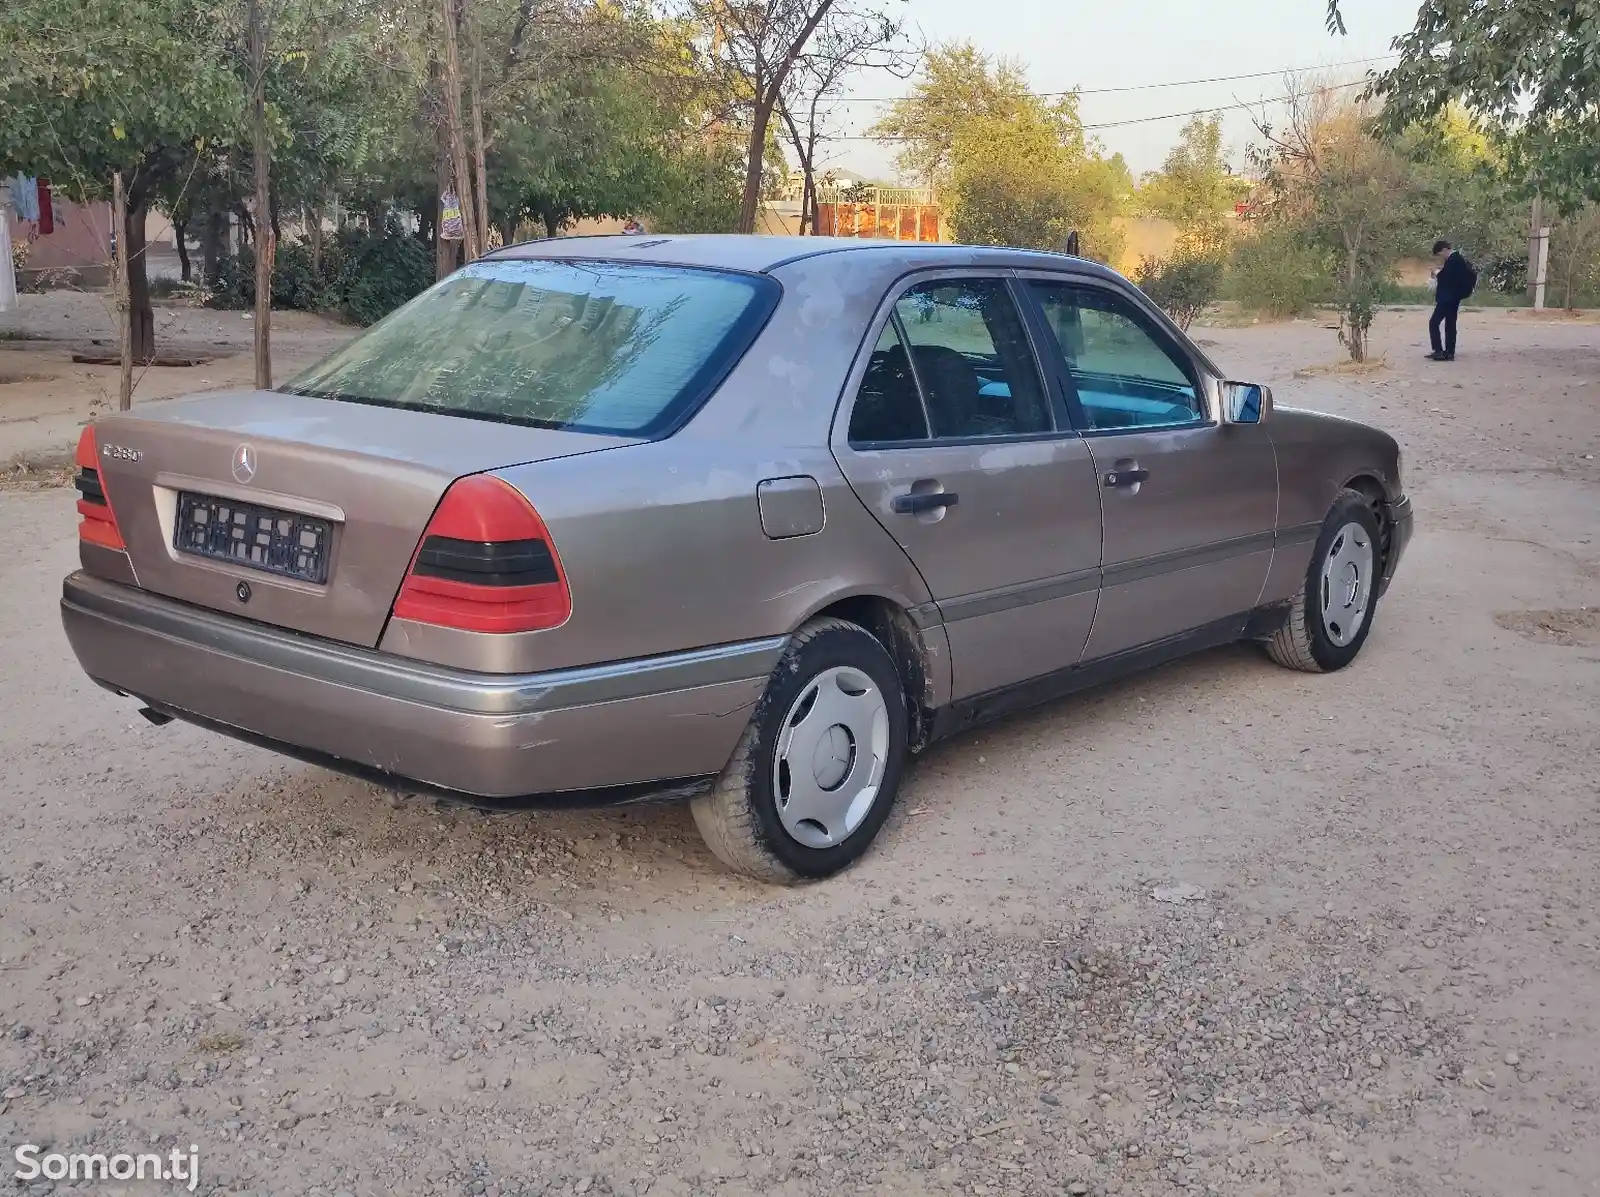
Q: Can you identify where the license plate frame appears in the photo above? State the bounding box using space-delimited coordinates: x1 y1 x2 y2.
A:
174 492 333 585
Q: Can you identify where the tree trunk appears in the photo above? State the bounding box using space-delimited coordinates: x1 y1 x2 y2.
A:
112 172 134 410
173 218 191 283
307 205 323 276
433 132 456 279
469 1 489 245
440 0 480 261
427 25 457 281
249 0 274 389
777 102 813 235
124 199 155 366
202 208 225 284
738 99 775 235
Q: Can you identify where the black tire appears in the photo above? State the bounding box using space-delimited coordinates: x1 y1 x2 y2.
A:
1266 488 1384 673
690 617 910 884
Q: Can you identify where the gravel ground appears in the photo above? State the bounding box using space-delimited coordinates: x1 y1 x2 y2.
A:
1 306 1597 1197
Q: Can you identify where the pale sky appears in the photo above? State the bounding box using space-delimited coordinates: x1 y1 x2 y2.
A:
812 0 1417 181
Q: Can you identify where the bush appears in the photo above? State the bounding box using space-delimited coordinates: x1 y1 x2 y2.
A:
205 230 433 325
206 249 255 310
1134 254 1224 331
337 233 433 326
1225 226 1332 318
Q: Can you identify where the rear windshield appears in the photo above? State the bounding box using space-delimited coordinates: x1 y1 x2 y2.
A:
280 258 778 436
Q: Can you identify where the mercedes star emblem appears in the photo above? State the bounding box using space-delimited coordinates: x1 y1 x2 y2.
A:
232 443 257 484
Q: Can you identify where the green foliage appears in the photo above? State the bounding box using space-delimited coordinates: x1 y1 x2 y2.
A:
1547 205 1600 309
1394 109 1526 284
1139 115 1245 259
873 42 1039 189
1134 254 1225 331
884 43 1130 255
1226 226 1332 318
0 0 244 193
1365 0 1600 210
1306 116 1417 360
338 232 433 327
206 228 432 326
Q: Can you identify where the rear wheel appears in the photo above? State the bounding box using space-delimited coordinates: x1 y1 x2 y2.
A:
691 618 909 883
1266 488 1383 673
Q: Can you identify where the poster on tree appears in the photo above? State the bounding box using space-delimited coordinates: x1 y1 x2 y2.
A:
440 190 463 241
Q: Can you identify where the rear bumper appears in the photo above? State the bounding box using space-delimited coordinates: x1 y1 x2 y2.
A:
60 572 781 806
1380 494 1414 596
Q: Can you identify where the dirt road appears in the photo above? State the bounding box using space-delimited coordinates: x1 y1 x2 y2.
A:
1 307 1597 1197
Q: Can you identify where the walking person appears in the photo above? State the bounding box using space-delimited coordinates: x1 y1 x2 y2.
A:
1427 239 1477 361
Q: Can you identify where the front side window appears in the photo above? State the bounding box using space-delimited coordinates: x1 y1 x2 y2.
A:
281 259 777 436
889 279 1052 439
1029 282 1203 430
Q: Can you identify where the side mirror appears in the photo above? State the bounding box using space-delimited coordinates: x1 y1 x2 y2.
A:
1222 381 1272 424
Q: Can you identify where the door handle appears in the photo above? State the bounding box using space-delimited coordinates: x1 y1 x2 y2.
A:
1103 468 1149 489
892 490 959 515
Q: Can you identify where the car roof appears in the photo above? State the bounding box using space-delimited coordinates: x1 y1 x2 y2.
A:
484 233 1126 282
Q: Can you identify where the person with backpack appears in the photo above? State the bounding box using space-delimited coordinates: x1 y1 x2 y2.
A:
1428 239 1477 361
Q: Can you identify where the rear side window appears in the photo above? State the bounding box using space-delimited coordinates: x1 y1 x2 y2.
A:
280 259 778 436
892 280 1051 438
848 323 930 443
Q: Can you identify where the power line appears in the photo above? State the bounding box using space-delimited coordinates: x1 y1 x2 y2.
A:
1083 78 1368 130
824 78 1370 140
819 54 1396 106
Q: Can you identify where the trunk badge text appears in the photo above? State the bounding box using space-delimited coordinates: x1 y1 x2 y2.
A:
232 444 257 484
100 444 142 462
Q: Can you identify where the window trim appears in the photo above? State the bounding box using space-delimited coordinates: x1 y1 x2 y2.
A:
837 268 1069 451
1016 273 1216 436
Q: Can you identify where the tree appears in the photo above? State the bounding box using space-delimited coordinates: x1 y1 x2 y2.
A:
1251 84 1417 361
1140 115 1244 259
1548 205 1600 309
776 5 910 234
0 0 245 361
1134 255 1224 331
1394 107 1527 288
1312 116 1415 361
686 0 853 233
877 43 1131 256
873 42 1033 189
1329 0 1600 211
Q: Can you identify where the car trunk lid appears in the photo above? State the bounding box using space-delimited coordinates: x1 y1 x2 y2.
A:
89 389 634 647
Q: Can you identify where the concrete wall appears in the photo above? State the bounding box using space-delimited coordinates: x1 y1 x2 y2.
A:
9 197 112 282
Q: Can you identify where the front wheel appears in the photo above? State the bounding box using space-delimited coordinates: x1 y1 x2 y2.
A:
691 617 909 884
1266 489 1384 673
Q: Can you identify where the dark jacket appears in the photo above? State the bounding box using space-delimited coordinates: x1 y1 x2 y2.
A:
1435 251 1476 305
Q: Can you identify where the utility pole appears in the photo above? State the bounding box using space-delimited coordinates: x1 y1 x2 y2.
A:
1527 194 1550 311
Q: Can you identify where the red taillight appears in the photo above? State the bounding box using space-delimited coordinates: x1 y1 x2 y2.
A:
392 475 572 634
74 426 126 551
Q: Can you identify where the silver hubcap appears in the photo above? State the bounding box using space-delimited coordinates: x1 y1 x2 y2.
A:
1320 521 1374 647
772 666 889 849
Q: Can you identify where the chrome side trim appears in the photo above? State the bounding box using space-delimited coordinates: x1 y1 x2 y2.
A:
1275 520 1323 548
1101 529 1277 587
939 567 1100 624
62 572 787 717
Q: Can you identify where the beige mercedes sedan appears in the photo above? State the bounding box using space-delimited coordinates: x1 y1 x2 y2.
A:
61 236 1412 882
